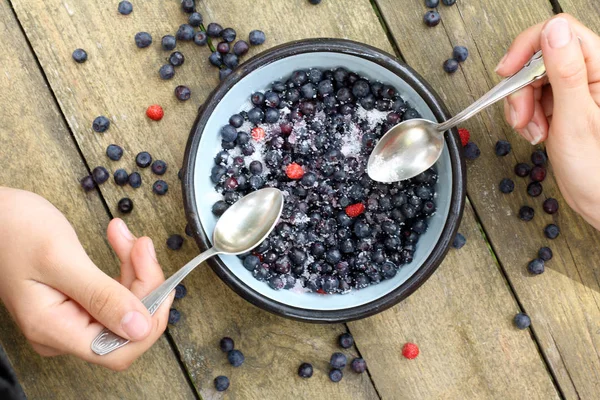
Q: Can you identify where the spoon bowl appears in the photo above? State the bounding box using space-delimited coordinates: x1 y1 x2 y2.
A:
367 118 444 183
213 187 284 254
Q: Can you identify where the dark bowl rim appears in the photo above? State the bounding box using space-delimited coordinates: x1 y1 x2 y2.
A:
182 38 466 323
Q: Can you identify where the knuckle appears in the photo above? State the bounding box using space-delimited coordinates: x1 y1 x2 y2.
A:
85 284 118 318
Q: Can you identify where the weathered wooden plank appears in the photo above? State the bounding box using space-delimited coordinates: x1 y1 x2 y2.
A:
375 0 600 398
7 0 560 398
0 1 196 399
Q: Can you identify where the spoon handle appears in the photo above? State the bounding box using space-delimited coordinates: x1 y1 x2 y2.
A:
437 50 546 132
91 247 219 356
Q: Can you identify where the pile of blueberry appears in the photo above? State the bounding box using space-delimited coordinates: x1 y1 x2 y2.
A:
209 67 438 294
213 336 246 392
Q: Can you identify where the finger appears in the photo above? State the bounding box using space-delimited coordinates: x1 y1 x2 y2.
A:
41 239 152 342
506 85 535 129
504 99 533 142
524 100 550 145
541 85 554 117
30 342 63 357
107 218 137 288
128 237 167 298
541 16 596 115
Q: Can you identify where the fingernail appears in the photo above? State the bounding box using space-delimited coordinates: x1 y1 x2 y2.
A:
527 121 543 145
495 53 508 72
520 127 533 143
118 219 135 241
509 104 518 128
544 18 571 49
121 311 150 340
147 239 158 263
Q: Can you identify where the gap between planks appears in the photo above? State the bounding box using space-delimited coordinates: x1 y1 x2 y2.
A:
5 1 203 398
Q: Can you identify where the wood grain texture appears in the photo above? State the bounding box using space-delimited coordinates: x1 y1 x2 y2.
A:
375 0 600 398
4 0 563 398
0 1 196 399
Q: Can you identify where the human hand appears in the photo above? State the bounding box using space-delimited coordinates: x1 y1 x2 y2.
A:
495 14 600 230
0 187 174 371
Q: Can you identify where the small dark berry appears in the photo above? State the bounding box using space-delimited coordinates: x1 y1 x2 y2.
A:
128 172 142 188
168 308 181 324
92 166 109 184
188 12 203 27
217 41 230 54
442 0 456 4
330 352 347 369
351 358 367 373
308 0 322 4
159 64 175 80
214 376 229 392
515 163 531 177
298 363 313 378
329 369 343 383
531 150 547 166
249 30 266 45
151 160 167 175
181 0 195 13
106 144 123 161
538 247 553 261
193 31 207 46
117 198 133 213
543 198 559 214
495 140 511 156
339 333 354 349
209 52 222 67
114 169 128 186
92 116 110 132
134 32 152 48
464 142 480 160
219 337 234 352
452 233 466 249
136 151 152 168
169 51 185 67
161 35 177 51
423 10 441 27
544 224 560 239
206 23 223 38
176 24 195 41
499 178 515 194
530 166 546 182
527 182 542 197
80 175 95 191
425 0 439 7
453 45 469 62
219 68 233 81
221 28 237 43
518 206 534 221
527 258 545 275
514 313 531 329
227 349 245 367
72 48 88 63
223 53 239 69
166 234 184 250
152 179 168 195
174 284 187 299
175 85 191 101
117 1 133 15
443 58 459 73
233 40 250 56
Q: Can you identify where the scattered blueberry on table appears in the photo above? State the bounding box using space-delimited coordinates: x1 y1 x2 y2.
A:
249 30 266 45
452 45 469 62
529 165 546 182
443 58 459 73
425 0 439 7
176 24 195 41
499 178 515 194
543 198 558 214
527 182 542 197
114 169 129 186
206 23 223 38
338 333 354 349
328 369 343 383
72 48 88 63
151 160 167 175
168 308 181 325
219 337 235 352
544 224 560 239
227 349 245 367
175 85 191 101
514 163 531 177
80 175 95 192
193 31 208 46
219 68 233 81
153 180 168 195
188 12 203 27
92 166 109 184
161 35 177 51
134 32 152 48
135 151 152 168
452 233 466 249
128 172 142 188
538 247 553 261
527 258 545 275
209 52 223 67
159 64 175 80
166 234 184 250
221 28 237 43
181 0 195 13
214 376 230 392
494 140 511 156
217 42 230 54
298 362 313 378
117 197 134 214
351 358 367 373
423 10 441 27
308 0 322 4
464 142 480 160
92 116 110 133
117 1 132 15
518 206 534 222
106 144 123 161
531 149 547 166
330 352 347 369
168 51 185 67
514 313 531 329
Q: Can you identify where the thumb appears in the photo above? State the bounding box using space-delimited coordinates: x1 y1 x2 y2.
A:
541 16 594 114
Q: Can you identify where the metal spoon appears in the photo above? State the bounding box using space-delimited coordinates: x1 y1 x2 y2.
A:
367 50 547 183
91 187 284 355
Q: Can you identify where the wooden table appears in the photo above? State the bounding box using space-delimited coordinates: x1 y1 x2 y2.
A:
1 0 599 398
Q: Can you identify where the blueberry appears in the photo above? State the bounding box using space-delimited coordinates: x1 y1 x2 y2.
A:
117 197 133 213
325 248 342 264
118 1 133 15
298 363 313 378
249 160 263 175
219 68 233 81
233 40 250 56
464 142 480 160
351 357 367 373
539 247 553 261
159 64 175 79
151 160 167 175
354 220 371 238
543 198 559 214
227 349 245 367
336 87 354 103
271 81 286 92
229 114 244 128
308 68 323 83
531 150 547 166
181 0 195 13
161 35 177 51
168 308 181 324
329 369 343 383
152 180 168 195
214 376 229 392
128 172 142 188
72 48 88 63
400 203 417 219
301 83 317 99
403 108 420 120
114 169 128 186
249 175 264 189
530 166 546 182
193 31 207 46
443 58 459 73
174 284 187 300
351 79 370 98
92 116 110 133
381 262 397 279
206 23 223 38
221 28 237 43
527 182 542 197
544 224 560 239
499 178 515 194
269 276 285 290
208 52 222 67
223 53 239 69
249 30 266 45
452 232 466 249
423 10 441 27
514 313 531 329
452 45 469 62
134 32 152 48
339 333 354 349
248 107 265 124
518 206 534 221
308 0 322 3
243 255 260 271
169 51 185 67
251 92 265 105
217 42 230 54
527 258 545 275
330 352 347 369
175 85 191 101
188 12 203 27
176 24 195 41
219 336 235 353
135 151 152 168
425 0 440 6
495 140 511 156
514 163 531 177
221 125 238 142
318 80 334 97
167 234 184 250
105 144 123 161
442 0 456 4
92 166 109 184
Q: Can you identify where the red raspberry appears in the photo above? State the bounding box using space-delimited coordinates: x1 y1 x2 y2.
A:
251 127 265 141
345 203 365 218
458 128 470 147
286 163 304 179
402 343 419 359
146 104 164 121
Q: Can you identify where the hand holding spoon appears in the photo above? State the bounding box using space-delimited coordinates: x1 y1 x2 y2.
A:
91 187 284 355
367 50 547 183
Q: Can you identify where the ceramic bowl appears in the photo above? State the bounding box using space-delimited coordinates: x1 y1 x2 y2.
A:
183 39 465 323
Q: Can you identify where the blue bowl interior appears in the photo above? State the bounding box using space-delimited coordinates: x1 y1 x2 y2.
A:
194 52 452 311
